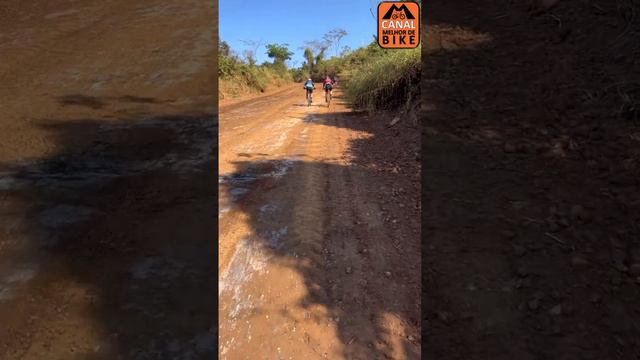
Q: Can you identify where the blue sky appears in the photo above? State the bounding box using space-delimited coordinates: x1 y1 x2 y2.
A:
219 0 381 67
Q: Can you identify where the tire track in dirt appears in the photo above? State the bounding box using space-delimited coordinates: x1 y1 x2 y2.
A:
218 89 420 359
0 1 216 358
218 87 317 270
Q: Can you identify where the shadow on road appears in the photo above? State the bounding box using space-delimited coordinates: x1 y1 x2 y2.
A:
0 96 217 359
422 1 640 359
219 105 421 358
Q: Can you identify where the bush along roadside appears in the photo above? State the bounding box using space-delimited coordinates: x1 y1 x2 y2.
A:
301 40 421 112
342 45 421 112
219 40 293 99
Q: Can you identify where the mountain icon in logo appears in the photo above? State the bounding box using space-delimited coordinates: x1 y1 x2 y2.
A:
381 3 416 20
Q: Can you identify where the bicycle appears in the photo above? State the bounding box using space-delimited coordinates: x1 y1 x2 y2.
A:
325 86 332 107
305 86 315 107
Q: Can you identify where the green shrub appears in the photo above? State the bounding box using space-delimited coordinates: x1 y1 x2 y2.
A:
343 46 421 111
290 67 305 82
219 52 291 93
218 54 237 78
219 37 421 109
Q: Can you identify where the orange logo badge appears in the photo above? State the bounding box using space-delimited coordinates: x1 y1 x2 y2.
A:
377 2 420 49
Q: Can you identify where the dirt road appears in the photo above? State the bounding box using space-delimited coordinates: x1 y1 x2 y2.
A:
218 86 421 359
0 1 216 358
424 1 640 359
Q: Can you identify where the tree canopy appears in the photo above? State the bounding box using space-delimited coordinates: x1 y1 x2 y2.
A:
266 43 293 67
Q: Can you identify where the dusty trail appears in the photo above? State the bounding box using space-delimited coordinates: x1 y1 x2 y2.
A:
424 1 640 359
219 88 421 359
0 1 216 358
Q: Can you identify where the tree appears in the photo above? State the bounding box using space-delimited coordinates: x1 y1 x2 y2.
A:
303 47 314 74
242 49 255 66
302 40 330 56
315 47 326 67
219 39 231 57
240 39 264 66
300 39 331 79
323 28 348 57
266 43 293 68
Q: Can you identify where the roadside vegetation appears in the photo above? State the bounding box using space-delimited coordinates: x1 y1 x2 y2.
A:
221 21 421 112
297 38 421 112
340 44 420 111
293 23 421 112
218 39 293 100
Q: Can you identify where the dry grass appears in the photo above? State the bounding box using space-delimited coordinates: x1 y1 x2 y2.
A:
343 47 421 112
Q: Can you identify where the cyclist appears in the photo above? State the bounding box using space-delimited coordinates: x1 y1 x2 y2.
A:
303 78 315 103
322 76 334 100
